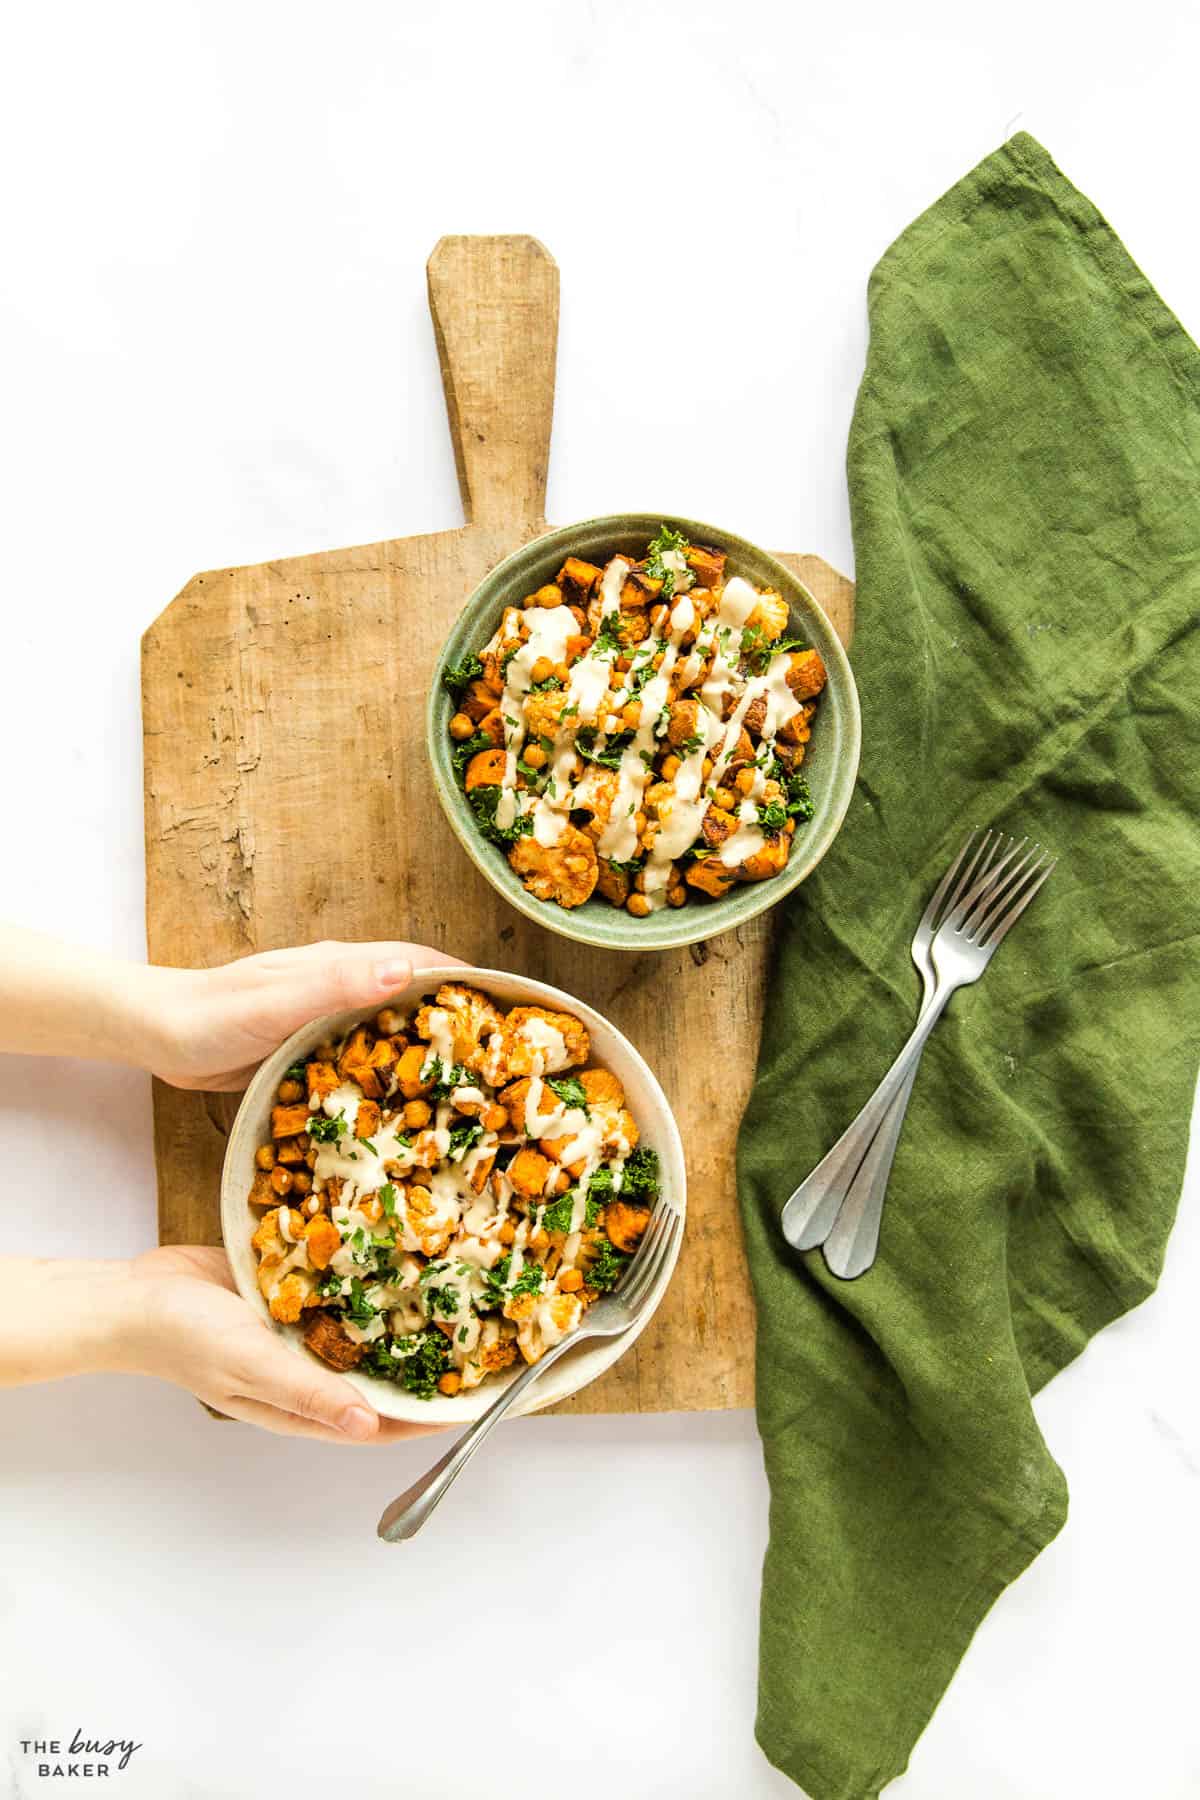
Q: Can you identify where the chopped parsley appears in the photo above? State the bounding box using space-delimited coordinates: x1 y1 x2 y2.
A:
379 1182 398 1217
592 613 624 655
644 523 688 599
307 1111 346 1144
421 1056 472 1098
345 1278 377 1329
448 1119 484 1161
576 726 631 772
740 627 809 676
442 652 484 699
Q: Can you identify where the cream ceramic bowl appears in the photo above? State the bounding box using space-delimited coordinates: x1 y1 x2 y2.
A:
220 965 687 1423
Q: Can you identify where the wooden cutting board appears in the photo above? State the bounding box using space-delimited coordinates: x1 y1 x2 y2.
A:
141 235 854 1416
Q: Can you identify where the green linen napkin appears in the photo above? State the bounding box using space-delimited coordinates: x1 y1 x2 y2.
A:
737 133 1200 1800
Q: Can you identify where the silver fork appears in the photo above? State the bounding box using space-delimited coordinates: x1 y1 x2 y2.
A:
780 840 1056 1255
822 831 1008 1279
377 1197 683 1541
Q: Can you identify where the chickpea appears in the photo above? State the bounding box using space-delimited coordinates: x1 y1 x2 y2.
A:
735 767 757 796
702 757 713 777
620 702 641 731
291 1168 313 1196
277 1078 303 1105
523 743 548 770
303 1195 321 1217
254 1143 276 1172
403 1098 432 1129
522 590 543 609
559 1267 585 1293
497 1218 516 1245
626 893 651 918
608 667 624 690
531 654 556 684
529 1227 550 1253
661 753 681 780
667 886 688 908
449 711 475 741
438 1371 463 1396
375 1007 405 1036
269 1165 293 1196
784 818 797 836
547 1168 571 1196
713 785 735 810
553 661 570 683
538 584 563 608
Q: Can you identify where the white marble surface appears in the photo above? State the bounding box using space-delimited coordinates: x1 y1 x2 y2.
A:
2 3 1198 1795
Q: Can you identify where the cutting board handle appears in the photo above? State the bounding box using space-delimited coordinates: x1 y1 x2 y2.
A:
427 235 559 532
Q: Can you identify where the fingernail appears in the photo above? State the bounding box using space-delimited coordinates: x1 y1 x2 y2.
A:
339 1406 377 1440
374 959 411 989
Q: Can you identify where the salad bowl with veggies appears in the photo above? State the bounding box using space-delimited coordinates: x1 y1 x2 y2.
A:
220 966 686 1423
427 514 860 950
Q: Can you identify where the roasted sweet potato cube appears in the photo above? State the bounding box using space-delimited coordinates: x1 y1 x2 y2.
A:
557 556 603 597
275 1135 308 1166
465 748 508 792
701 807 738 849
306 1060 340 1104
396 1043 434 1100
337 1026 375 1079
684 543 726 588
739 834 790 882
368 1037 400 1082
786 648 827 699
595 858 631 908
355 1099 381 1140
666 699 701 749
249 1169 277 1206
621 570 662 609
606 1201 651 1253
271 1102 311 1140
303 1310 363 1371
303 1214 341 1271
508 1147 552 1198
742 693 768 737
686 857 738 899
462 677 498 721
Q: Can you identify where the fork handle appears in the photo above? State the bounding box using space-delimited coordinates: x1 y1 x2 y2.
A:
780 982 954 1252
820 1062 918 1279
376 1334 578 1542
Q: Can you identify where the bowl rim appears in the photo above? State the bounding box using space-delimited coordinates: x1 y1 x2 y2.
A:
425 511 860 951
219 963 688 1424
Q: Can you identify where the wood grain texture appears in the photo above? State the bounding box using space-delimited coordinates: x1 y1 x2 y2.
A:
142 235 854 1415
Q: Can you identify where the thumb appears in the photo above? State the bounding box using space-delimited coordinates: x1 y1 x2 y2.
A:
236 1327 380 1441
273 942 415 1025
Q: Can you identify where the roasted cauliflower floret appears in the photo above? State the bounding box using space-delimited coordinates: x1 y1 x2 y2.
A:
517 1291 584 1363
744 589 789 640
524 687 573 741
414 983 506 1076
508 826 598 909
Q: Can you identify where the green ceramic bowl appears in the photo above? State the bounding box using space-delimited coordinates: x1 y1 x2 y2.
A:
426 513 860 952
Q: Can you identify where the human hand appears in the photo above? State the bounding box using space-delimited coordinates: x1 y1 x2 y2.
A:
146 939 466 1090
124 1246 444 1444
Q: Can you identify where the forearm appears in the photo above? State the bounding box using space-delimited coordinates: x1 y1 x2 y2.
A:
0 1259 146 1387
0 925 183 1068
